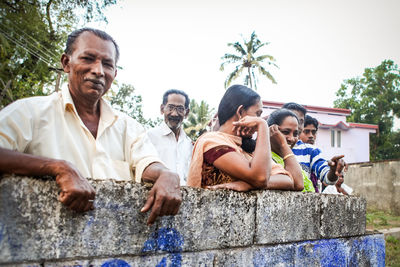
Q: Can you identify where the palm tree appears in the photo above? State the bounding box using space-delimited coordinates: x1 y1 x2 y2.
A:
183 99 214 141
220 31 278 90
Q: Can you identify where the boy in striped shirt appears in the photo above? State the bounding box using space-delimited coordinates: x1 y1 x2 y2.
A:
282 103 347 188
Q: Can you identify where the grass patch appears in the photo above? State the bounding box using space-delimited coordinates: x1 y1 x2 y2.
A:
386 236 400 267
366 209 400 266
366 209 400 230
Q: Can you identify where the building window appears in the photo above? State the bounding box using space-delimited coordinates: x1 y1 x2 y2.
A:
331 130 335 147
337 130 341 148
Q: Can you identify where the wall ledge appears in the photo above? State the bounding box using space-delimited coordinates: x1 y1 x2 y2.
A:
0 175 368 264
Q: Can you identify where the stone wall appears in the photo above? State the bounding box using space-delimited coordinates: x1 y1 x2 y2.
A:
0 175 385 266
345 160 400 215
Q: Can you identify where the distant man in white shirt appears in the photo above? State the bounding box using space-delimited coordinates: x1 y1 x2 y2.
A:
0 28 181 225
147 89 193 185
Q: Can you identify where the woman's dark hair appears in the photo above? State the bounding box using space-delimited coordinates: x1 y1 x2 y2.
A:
267 108 299 126
218 85 260 125
218 85 260 153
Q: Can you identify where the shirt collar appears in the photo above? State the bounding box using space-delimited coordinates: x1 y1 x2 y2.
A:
160 120 182 136
61 86 118 126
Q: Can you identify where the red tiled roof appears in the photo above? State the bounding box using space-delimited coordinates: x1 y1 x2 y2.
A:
262 100 351 115
319 121 378 131
348 123 379 130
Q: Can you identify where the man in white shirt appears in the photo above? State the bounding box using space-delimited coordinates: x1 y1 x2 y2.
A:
147 90 193 185
0 28 181 225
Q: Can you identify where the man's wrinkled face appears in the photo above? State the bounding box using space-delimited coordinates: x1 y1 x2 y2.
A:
300 124 318 145
62 31 117 102
161 93 188 131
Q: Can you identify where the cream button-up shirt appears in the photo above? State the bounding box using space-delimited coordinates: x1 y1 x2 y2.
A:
0 87 161 182
147 121 193 185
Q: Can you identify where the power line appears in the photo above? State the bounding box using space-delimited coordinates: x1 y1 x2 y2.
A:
0 27 55 68
2 17 60 59
0 25 56 66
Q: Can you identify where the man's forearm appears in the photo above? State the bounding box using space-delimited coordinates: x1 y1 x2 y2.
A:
0 147 61 177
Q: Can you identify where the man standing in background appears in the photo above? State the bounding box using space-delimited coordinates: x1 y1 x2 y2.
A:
147 89 193 185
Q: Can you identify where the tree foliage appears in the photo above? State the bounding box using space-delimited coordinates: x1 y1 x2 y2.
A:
334 60 400 160
107 83 161 128
220 31 278 90
0 0 117 109
183 99 214 141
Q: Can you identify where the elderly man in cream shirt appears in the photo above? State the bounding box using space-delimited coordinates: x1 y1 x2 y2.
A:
147 89 193 185
0 28 181 225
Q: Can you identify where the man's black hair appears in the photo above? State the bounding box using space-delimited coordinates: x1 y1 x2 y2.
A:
64 28 120 63
282 102 307 116
162 89 190 109
304 115 319 130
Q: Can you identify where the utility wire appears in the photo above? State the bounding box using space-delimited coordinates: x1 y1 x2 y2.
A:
2 17 60 59
0 27 55 67
0 25 56 66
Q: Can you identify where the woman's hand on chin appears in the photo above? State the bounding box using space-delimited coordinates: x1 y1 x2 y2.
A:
232 116 265 137
269 124 289 156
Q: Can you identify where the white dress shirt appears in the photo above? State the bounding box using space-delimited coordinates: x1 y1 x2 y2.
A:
147 121 193 185
0 87 161 182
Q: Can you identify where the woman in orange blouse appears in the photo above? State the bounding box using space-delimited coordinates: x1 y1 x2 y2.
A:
187 85 297 191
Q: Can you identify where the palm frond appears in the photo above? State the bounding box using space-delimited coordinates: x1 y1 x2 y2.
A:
255 54 275 62
228 42 246 56
220 54 243 71
258 65 277 84
225 66 244 88
221 53 242 62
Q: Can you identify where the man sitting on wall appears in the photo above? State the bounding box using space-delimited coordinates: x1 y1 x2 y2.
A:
147 89 193 186
0 28 181 225
282 102 347 190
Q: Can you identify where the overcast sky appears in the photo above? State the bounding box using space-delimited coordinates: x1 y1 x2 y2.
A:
88 0 400 121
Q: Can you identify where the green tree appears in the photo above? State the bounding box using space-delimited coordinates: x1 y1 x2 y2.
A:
220 31 278 90
0 0 117 109
334 60 400 160
107 83 161 128
183 99 214 141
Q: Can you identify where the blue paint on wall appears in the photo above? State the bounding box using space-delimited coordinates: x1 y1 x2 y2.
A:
253 245 295 266
0 223 4 243
155 257 167 267
101 259 131 267
141 227 184 267
349 235 385 267
297 238 347 266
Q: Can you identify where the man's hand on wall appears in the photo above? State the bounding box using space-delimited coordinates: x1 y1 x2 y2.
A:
55 161 96 212
141 165 182 225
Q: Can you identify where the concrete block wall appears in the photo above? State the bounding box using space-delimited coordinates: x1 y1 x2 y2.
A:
0 175 385 266
345 160 400 215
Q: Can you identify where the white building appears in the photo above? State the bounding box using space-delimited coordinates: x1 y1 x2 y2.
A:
262 101 378 163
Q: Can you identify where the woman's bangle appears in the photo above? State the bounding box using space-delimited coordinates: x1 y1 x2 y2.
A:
283 153 295 161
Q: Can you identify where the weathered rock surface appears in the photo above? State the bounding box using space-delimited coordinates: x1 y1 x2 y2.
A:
0 175 376 265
